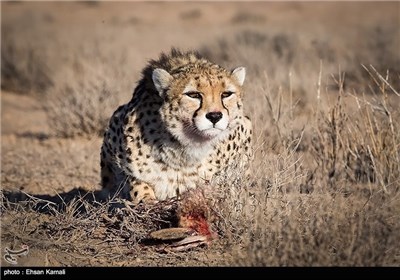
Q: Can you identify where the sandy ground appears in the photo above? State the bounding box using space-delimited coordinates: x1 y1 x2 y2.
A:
1 91 102 196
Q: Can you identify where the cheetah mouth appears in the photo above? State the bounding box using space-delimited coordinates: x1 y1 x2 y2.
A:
200 127 224 137
182 121 222 142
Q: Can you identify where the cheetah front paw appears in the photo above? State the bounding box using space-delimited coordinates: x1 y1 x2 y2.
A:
131 182 158 205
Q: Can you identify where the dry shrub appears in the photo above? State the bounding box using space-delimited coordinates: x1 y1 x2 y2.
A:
206 66 400 266
43 35 134 138
310 66 400 193
2 14 137 137
201 27 399 98
201 29 344 98
209 139 399 266
231 12 266 24
228 189 398 266
1 27 53 94
45 64 125 138
180 9 202 20
1 190 180 264
355 26 400 92
209 146 304 239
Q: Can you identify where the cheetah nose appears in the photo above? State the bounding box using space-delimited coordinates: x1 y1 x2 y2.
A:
205 111 223 124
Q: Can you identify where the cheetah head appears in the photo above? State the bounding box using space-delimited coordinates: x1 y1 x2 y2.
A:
152 66 246 147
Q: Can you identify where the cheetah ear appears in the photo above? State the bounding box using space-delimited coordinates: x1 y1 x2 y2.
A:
152 68 173 95
231 67 246 86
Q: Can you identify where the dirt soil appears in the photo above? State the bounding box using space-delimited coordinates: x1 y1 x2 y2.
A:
1 91 101 195
1 91 96 265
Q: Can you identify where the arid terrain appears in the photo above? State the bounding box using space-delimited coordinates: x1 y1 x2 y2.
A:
1 1 399 266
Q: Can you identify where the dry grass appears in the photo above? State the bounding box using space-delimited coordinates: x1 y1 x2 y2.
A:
227 190 398 266
1 191 182 266
206 73 400 265
309 67 400 193
45 65 125 138
1 1 399 266
1 29 53 94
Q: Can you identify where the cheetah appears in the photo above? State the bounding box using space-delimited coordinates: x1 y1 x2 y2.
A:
100 49 252 204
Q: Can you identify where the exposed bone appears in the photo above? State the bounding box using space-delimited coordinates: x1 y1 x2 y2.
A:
149 227 194 240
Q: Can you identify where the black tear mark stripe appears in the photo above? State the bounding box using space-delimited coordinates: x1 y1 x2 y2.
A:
192 95 203 119
221 98 229 115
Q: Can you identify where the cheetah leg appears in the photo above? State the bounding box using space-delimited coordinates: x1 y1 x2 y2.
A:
100 147 157 204
130 180 158 205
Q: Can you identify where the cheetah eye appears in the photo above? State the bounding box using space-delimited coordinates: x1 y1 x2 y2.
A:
185 91 202 99
221 91 235 99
